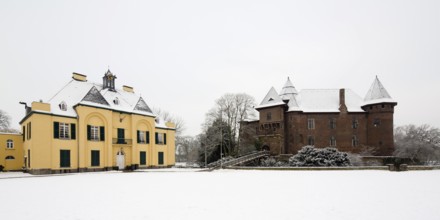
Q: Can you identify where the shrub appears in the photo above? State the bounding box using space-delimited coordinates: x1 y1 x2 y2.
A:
0 165 4 172
289 146 351 167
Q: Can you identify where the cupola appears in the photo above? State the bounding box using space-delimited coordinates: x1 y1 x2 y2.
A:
103 69 117 91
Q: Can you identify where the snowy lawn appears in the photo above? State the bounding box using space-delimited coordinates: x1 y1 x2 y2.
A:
1 169 439 220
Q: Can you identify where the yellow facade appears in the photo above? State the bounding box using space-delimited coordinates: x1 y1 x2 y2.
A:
0 133 24 171
18 72 176 174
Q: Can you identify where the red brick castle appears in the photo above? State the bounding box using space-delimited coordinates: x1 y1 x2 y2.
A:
242 76 397 156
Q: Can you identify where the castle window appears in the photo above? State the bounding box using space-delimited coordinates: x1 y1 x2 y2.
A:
113 97 119 105
91 126 99 141
91 150 100 167
59 102 67 111
352 136 359 147
299 134 304 144
329 118 336 129
373 119 381 127
381 104 385 109
307 118 315 130
60 150 71 168
307 136 315 146
266 112 272 121
352 119 359 129
330 136 336 147
6 139 14 149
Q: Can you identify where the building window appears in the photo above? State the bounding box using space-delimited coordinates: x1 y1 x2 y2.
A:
6 139 14 149
329 118 336 129
352 136 359 147
91 126 99 141
140 151 147 165
27 122 32 140
87 125 104 141
113 97 119 105
373 119 381 127
137 131 150 144
352 119 358 129
155 132 167 145
381 104 385 109
91 150 100 167
60 150 71 168
307 118 315 130
5 155 15 160
54 122 75 140
158 152 164 165
266 112 272 121
307 136 315 146
330 136 336 147
59 102 67 111
59 123 70 139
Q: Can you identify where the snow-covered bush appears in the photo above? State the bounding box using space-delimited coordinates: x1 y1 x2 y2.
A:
289 146 351 167
260 157 287 167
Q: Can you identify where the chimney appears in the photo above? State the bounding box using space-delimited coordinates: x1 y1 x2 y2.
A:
339 88 347 112
123 85 134 93
72 72 87 82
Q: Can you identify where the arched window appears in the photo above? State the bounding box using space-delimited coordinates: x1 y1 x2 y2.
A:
6 139 14 149
113 97 119 105
5 156 15 160
59 101 67 111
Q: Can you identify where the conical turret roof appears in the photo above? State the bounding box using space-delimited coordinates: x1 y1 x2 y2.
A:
363 76 396 106
280 77 298 100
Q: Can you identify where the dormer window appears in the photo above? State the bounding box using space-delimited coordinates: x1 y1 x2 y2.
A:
113 97 119 105
59 102 67 111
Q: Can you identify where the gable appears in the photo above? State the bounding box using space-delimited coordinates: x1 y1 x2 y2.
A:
134 97 153 113
82 86 110 106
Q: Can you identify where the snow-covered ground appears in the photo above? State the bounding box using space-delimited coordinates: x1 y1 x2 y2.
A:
1 169 439 220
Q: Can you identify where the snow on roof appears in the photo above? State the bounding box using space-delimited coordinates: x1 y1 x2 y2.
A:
0 132 21 135
363 76 396 106
256 87 286 109
296 89 364 113
47 78 156 118
280 77 298 100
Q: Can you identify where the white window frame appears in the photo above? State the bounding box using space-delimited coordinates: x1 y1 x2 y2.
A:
59 123 70 139
307 118 315 130
307 135 315 146
139 131 146 144
6 139 14 149
91 126 99 141
59 102 67 111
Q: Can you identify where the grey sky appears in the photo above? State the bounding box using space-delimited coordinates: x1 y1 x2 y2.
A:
1 0 439 136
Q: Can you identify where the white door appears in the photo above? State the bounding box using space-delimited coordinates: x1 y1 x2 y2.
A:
116 151 125 170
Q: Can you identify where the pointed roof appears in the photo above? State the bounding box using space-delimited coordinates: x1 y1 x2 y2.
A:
280 77 298 100
363 76 396 106
256 87 286 109
82 86 110 106
134 97 153 113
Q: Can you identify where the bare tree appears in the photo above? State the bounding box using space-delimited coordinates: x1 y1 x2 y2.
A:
152 107 186 136
394 124 440 164
204 93 257 155
0 110 12 131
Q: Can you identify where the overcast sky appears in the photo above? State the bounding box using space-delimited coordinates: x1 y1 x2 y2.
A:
1 0 439 136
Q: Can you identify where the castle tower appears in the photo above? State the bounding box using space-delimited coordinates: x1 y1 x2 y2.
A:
362 76 397 155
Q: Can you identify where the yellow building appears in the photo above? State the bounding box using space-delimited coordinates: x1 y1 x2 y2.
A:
19 71 175 174
0 132 24 171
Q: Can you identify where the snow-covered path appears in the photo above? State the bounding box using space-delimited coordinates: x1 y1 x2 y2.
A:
0 170 439 220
